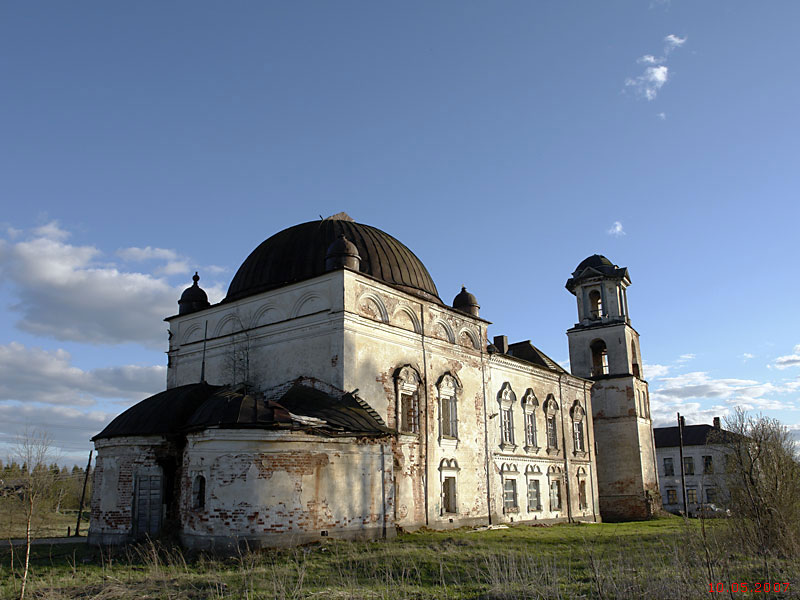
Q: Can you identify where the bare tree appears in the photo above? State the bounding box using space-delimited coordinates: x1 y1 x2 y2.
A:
717 409 800 561
11 428 57 600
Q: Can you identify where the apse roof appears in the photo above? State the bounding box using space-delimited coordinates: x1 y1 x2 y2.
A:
224 213 441 304
93 379 390 440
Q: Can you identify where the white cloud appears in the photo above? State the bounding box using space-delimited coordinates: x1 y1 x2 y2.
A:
0 342 165 406
742 352 754 361
0 227 225 347
626 65 670 101
677 353 696 363
32 220 70 241
650 371 799 413
117 246 179 262
607 221 626 236
624 34 686 101
664 34 687 50
643 363 670 379
637 54 663 65
773 345 800 369
657 112 667 120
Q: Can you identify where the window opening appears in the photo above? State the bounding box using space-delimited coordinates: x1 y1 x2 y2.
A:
703 455 713 474
588 289 602 319
503 478 518 511
684 456 695 476
590 339 609 377
527 479 541 511
663 457 674 477
442 476 457 514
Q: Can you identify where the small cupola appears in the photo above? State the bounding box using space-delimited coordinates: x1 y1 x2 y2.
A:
453 286 480 317
178 272 210 315
325 233 361 272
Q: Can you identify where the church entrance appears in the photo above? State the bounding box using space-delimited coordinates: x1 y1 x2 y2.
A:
133 471 163 539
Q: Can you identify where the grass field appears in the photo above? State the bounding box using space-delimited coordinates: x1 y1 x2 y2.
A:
1 516 798 599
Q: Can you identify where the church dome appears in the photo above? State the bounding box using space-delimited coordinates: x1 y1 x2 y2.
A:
225 213 441 304
452 286 480 317
178 273 210 315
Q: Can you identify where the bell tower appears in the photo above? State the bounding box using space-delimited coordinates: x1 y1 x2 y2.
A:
566 255 660 520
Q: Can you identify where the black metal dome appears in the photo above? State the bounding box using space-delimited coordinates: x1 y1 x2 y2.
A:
574 254 614 272
178 273 210 315
225 214 441 304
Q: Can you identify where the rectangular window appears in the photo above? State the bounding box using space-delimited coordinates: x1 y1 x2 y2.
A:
683 456 695 476
400 393 418 434
703 455 713 474
503 478 518 510
546 416 558 449
525 412 537 447
527 479 541 511
663 457 674 477
687 488 698 504
441 396 458 438
666 489 678 504
501 409 514 445
706 488 716 504
573 421 585 452
549 480 562 510
442 476 457 514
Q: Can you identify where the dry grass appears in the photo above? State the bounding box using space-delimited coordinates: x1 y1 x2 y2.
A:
2 517 798 599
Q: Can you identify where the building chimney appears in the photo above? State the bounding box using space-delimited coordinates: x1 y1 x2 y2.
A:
493 335 508 354
713 416 721 429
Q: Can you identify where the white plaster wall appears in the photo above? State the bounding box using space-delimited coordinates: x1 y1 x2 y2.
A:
656 443 731 513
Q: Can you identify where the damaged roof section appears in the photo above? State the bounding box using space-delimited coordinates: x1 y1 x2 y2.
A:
93 378 391 441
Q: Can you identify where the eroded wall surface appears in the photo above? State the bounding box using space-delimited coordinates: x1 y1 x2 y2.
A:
180 431 393 549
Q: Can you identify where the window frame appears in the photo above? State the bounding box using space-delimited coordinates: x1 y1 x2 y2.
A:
395 366 422 436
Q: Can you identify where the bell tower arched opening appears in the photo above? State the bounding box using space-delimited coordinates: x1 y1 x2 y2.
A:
590 339 609 377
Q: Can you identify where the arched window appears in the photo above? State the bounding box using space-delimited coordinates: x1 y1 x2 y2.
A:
588 289 602 319
522 389 539 451
395 366 422 434
525 465 542 512
439 459 459 515
576 467 588 510
631 340 640 377
501 463 519 512
571 401 586 454
544 395 559 452
547 466 563 511
192 474 206 510
590 339 609 377
497 383 516 448
437 374 460 440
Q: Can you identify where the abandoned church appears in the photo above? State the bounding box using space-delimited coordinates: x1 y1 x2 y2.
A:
88 213 660 548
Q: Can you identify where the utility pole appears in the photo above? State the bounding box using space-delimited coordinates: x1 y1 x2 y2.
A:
677 413 687 516
74 450 93 537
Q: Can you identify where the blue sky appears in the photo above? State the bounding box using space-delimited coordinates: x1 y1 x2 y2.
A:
1 1 798 463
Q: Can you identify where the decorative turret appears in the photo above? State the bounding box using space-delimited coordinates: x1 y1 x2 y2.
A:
452 286 480 317
178 272 210 315
324 233 361 272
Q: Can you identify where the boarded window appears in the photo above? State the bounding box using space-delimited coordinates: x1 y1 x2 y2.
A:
192 475 206 510
687 488 698 504
525 412 537 447
501 409 514 445
578 479 587 509
441 395 458 439
503 478 518 510
549 480 562 510
442 476 457 514
573 420 585 452
546 416 558 449
400 392 419 434
527 479 541 511
666 489 678 504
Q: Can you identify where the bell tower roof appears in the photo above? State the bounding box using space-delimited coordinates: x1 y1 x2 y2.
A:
566 254 630 294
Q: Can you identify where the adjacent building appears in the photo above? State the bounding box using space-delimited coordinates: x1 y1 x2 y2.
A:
654 417 733 515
